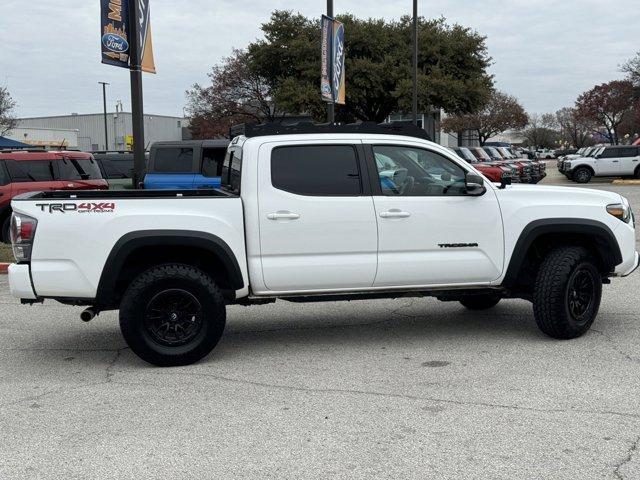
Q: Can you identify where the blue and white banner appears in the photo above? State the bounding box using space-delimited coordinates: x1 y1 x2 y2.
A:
320 15 345 105
100 0 130 69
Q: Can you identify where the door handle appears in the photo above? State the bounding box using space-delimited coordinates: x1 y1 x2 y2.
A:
380 209 411 219
267 211 300 220
613 161 619 163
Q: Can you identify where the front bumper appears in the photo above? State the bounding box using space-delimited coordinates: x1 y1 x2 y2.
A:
619 251 640 277
8 264 37 300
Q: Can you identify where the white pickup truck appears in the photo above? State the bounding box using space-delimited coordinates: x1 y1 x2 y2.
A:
7 125 639 366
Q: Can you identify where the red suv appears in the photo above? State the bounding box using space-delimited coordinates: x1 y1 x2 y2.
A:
0 151 108 242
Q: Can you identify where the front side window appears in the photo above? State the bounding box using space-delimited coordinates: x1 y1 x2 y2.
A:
599 148 620 159
271 145 361 196
373 145 467 196
6 160 55 182
153 147 194 173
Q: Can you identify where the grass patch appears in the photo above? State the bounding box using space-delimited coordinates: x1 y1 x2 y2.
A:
0 244 14 263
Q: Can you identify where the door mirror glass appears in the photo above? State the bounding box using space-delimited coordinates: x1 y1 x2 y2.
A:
465 172 486 196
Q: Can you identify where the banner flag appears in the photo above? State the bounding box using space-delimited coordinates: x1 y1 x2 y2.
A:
320 16 345 105
138 0 156 74
101 0 156 73
320 15 333 103
331 19 345 105
100 0 130 69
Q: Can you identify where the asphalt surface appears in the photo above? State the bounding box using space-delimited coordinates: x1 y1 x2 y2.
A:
0 166 639 479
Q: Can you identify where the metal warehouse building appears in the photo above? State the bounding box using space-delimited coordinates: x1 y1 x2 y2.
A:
17 112 187 152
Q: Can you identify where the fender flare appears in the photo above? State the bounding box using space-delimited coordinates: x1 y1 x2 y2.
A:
96 230 244 306
502 218 622 286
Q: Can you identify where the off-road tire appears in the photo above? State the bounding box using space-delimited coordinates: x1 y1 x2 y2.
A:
533 247 602 339
572 167 592 184
460 295 501 310
1 216 10 244
119 264 226 367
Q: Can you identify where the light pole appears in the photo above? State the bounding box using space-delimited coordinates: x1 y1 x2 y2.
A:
98 82 109 150
327 0 335 124
412 0 418 126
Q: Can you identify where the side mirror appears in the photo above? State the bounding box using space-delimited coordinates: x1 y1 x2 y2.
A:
465 172 486 196
499 176 512 189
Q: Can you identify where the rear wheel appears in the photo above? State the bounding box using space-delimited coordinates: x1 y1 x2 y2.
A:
635 166 640 179
573 167 592 183
460 294 501 310
533 247 601 339
1 216 10 244
119 264 226 366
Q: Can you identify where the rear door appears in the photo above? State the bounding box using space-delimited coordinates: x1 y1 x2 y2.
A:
369 143 504 287
6 159 62 196
596 148 622 176
145 146 196 189
257 141 378 292
618 147 640 175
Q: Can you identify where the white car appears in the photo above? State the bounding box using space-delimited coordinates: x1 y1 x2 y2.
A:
563 145 640 183
535 149 556 159
7 124 639 366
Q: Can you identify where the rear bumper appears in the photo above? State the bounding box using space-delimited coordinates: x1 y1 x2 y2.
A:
8 264 37 300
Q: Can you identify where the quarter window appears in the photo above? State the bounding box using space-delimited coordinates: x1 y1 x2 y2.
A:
373 145 467 196
271 145 361 196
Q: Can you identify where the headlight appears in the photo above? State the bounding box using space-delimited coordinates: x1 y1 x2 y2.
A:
607 203 633 224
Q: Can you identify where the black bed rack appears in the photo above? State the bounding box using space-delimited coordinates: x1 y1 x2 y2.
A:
229 120 432 141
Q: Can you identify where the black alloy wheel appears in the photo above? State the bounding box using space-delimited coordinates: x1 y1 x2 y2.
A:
144 289 204 347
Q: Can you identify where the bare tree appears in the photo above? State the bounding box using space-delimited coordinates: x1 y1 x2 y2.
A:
521 113 560 149
555 107 593 148
441 91 528 145
185 49 283 138
0 87 17 136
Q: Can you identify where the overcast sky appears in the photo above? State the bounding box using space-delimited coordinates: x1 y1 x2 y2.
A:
2 0 638 118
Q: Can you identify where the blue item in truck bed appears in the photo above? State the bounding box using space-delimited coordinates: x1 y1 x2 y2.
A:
143 173 221 190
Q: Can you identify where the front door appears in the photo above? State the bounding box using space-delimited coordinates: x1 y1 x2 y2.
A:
370 143 504 287
258 141 378 292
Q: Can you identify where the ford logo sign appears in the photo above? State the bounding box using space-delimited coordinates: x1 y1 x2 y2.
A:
102 33 129 54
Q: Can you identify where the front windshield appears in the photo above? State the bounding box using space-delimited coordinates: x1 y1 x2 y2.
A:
486 147 502 159
459 147 477 163
589 147 603 157
471 148 492 161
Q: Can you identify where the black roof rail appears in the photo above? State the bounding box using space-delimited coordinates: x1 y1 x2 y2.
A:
229 120 432 141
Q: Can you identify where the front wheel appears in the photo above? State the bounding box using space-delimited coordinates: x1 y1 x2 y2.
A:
119 264 226 366
533 247 602 339
572 167 592 183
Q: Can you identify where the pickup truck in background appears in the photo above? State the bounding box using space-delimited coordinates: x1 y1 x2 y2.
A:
143 140 229 190
7 123 639 366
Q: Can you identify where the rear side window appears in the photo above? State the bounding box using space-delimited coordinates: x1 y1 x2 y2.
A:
153 147 194 173
58 157 103 180
202 147 226 177
0 161 9 186
6 160 55 182
271 145 361 196
619 148 639 158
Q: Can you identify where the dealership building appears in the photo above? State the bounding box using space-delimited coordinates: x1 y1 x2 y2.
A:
14 112 187 152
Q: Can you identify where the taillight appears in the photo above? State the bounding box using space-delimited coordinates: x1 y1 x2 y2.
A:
10 213 38 263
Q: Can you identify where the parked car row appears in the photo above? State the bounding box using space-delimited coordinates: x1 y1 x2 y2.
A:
558 145 640 183
449 146 546 184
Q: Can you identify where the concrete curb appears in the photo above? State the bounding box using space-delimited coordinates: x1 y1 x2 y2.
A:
0 264 9 275
612 179 640 185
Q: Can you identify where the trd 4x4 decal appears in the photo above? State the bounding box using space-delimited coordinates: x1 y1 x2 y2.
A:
35 202 116 213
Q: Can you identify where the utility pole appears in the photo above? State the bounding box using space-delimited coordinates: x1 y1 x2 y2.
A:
327 0 335 124
98 82 109 150
412 0 418 126
128 0 146 188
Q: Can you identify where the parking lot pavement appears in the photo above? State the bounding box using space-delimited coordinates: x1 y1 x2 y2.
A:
1 177 639 479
